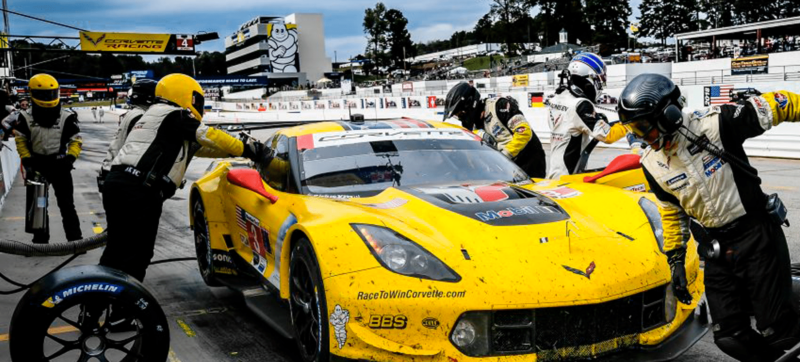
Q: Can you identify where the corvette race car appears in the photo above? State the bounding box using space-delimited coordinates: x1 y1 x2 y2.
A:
189 119 708 362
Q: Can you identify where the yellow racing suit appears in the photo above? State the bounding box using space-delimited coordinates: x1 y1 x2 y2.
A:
481 97 546 177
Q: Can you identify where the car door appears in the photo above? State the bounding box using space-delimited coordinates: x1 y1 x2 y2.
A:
226 134 296 290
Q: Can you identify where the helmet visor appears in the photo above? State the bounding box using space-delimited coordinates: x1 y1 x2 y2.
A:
31 89 60 103
623 119 656 138
192 90 204 118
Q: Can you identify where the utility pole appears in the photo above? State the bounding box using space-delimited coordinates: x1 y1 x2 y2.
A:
403 46 406 74
2 0 12 78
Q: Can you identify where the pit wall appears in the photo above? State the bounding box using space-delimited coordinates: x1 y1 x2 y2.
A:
0 142 19 212
209 80 800 159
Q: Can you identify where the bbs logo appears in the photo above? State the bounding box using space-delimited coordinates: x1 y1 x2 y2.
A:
369 314 407 329
213 253 232 263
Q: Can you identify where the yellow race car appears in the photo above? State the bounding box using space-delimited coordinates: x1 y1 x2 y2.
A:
189 119 708 362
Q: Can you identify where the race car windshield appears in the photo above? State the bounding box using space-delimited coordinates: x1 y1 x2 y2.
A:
300 139 530 197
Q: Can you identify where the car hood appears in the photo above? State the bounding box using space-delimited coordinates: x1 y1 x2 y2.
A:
336 181 669 304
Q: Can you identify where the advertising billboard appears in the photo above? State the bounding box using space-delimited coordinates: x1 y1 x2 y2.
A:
80 32 196 54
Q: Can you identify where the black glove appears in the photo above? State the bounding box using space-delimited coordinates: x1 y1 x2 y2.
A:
97 171 108 193
667 249 693 305
241 140 264 162
21 157 36 169
56 154 76 171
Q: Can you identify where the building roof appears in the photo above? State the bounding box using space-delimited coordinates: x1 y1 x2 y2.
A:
539 43 584 54
676 16 800 41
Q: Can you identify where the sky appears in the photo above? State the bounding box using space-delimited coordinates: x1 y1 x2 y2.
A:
10 0 644 62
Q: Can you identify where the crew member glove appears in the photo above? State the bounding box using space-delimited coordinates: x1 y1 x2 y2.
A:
241 140 264 162
97 171 108 193
21 157 38 174
56 154 76 170
666 248 693 305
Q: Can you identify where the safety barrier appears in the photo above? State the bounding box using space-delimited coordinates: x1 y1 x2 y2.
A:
212 79 800 159
0 141 19 213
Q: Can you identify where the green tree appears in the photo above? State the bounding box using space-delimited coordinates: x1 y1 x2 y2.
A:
531 0 590 47
474 13 495 44
490 0 530 55
363 2 389 69
386 9 414 68
585 0 631 54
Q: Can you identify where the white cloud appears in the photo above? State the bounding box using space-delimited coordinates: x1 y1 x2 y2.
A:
326 35 368 60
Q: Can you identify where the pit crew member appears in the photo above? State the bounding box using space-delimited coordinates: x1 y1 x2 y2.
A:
98 79 157 193
14 73 83 243
546 52 628 178
443 81 546 178
618 73 800 361
100 73 263 282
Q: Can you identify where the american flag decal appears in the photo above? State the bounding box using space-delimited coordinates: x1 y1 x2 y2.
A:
235 206 247 230
704 85 734 106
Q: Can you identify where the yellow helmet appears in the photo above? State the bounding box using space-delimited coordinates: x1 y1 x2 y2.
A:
155 73 205 121
29 73 60 108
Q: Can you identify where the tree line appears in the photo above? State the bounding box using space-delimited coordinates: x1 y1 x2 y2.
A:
364 0 800 68
12 40 227 82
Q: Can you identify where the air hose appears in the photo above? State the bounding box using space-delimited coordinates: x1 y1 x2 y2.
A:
0 231 196 295
0 231 108 256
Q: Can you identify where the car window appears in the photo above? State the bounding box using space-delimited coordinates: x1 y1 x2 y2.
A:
256 135 291 192
300 139 529 197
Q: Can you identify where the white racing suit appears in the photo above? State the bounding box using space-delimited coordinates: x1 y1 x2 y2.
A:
479 97 546 177
100 107 147 177
546 88 626 179
102 102 248 282
642 92 800 357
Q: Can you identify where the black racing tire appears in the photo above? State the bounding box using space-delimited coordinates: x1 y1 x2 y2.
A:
9 265 170 362
289 237 331 362
193 196 221 287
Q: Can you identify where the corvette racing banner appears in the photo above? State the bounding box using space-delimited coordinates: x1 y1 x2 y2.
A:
80 31 196 54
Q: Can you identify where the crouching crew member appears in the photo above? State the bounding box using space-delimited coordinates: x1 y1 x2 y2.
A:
618 73 800 361
443 82 546 177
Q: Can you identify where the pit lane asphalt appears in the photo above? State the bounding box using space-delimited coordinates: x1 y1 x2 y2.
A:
2 109 797 361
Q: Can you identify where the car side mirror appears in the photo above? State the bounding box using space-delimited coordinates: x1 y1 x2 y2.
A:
226 168 279 203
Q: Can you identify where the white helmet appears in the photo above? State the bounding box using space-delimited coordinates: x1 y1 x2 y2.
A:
567 52 607 100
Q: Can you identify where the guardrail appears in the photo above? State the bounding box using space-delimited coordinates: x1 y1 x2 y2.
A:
235 64 800 103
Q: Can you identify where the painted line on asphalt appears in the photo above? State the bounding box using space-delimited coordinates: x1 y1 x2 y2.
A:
176 319 196 338
0 324 79 342
168 348 183 362
92 221 104 234
2 211 99 221
762 184 798 191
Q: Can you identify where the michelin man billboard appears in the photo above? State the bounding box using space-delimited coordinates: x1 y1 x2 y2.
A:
267 23 299 73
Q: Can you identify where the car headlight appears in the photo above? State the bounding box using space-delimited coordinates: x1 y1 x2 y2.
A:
665 283 677 323
639 197 664 252
352 224 461 282
450 312 491 356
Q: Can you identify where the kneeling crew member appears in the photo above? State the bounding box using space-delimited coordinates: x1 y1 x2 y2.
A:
14 73 83 243
618 73 800 361
443 82 546 177
101 73 262 282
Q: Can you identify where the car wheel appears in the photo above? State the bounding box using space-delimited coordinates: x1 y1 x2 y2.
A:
193 197 221 287
9 265 170 362
289 237 330 362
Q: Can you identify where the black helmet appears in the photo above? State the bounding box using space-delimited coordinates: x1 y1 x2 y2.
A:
618 73 684 137
443 82 481 123
130 79 157 106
